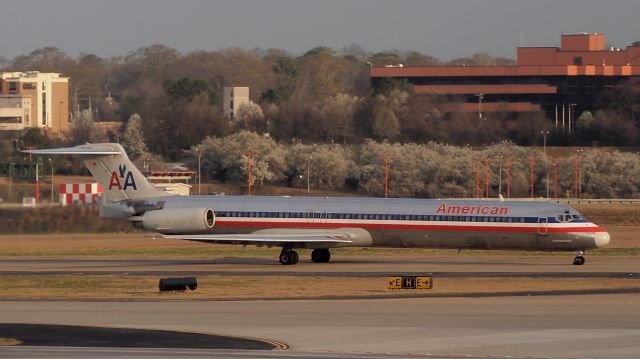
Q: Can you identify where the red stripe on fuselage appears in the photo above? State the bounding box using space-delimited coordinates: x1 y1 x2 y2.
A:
213 220 605 233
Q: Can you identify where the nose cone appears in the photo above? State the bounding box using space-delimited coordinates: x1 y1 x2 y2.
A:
595 230 610 248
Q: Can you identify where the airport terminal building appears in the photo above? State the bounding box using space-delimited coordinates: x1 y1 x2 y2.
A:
371 33 640 117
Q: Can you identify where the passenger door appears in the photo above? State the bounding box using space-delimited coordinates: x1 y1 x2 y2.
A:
536 217 548 248
537 217 548 235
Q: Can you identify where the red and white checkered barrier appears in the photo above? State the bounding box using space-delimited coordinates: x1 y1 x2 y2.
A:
59 183 103 206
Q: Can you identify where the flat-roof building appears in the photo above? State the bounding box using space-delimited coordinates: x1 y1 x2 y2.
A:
371 33 640 115
223 86 250 119
0 71 69 134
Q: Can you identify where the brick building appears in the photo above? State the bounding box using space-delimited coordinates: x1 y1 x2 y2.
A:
371 33 640 118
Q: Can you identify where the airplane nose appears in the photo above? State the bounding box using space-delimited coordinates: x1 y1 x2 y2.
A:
595 230 610 248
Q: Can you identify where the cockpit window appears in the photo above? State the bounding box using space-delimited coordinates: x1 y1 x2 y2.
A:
557 213 583 222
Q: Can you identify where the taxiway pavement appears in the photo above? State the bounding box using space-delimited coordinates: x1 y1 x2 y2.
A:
1 295 639 359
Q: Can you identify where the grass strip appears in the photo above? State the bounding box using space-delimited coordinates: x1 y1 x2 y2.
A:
0 275 638 301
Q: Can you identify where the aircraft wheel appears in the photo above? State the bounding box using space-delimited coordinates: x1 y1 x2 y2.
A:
311 249 331 263
573 256 585 265
279 250 299 265
290 250 299 264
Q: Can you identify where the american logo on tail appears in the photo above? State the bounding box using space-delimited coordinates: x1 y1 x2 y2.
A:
108 164 137 191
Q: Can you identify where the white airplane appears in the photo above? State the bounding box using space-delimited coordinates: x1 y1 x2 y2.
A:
26 143 610 265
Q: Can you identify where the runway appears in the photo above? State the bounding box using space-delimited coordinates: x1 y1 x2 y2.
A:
1 295 639 359
1 256 638 277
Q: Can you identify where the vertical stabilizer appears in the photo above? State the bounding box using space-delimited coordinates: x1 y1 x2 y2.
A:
24 143 164 203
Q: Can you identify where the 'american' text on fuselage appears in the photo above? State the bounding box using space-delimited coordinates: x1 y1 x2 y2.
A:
435 203 509 216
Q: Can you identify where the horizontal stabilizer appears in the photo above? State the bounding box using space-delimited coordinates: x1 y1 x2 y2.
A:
22 146 121 156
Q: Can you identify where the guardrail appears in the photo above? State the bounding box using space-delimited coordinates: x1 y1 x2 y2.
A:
551 199 640 205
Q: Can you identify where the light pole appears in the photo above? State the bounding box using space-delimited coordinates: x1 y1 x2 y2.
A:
35 161 40 205
540 131 550 157
474 93 484 119
541 131 550 198
498 157 503 196
196 148 201 195
245 151 254 196
48 158 54 204
306 156 312 193
569 104 577 135
299 174 303 196
380 155 391 198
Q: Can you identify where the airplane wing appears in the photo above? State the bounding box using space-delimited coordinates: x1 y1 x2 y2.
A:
162 233 353 246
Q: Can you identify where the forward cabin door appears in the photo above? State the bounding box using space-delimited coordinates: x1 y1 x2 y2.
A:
536 217 548 248
537 217 548 235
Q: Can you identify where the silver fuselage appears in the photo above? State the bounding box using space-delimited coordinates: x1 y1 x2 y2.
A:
151 195 610 251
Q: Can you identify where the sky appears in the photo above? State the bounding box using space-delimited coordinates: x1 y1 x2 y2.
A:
1 0 639 61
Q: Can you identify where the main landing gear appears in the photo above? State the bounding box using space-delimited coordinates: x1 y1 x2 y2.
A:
279 247 299 265
573 250 586 265
278 248 332 265
311 249 331 263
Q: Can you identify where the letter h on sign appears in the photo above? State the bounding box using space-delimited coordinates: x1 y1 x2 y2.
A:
401 276 416 289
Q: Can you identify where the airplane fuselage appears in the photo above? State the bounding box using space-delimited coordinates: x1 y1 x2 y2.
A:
152 195 609 251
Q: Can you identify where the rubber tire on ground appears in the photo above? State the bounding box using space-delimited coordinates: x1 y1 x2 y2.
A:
573 256 585 265
290 250 299 264
311 249 331 263
280 250 299 265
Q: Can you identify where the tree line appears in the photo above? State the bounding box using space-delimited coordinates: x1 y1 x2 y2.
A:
172 131 640 199
3 45 639 160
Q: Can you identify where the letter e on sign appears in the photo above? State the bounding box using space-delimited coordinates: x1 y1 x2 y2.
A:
388 277 402 290
416 276 433 289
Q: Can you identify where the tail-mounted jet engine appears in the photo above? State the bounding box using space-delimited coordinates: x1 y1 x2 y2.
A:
134 208 215 234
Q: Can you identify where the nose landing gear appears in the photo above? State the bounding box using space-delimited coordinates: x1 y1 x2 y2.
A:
573 250 585 265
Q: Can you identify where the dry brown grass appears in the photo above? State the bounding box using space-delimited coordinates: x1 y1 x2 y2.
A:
0 275 637 301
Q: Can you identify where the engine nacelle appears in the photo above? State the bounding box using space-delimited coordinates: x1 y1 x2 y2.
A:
137 208 215 234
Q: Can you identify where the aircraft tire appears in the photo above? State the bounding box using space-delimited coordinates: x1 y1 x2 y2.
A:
311 249 331 263
280 250 299 265
573 256 585 265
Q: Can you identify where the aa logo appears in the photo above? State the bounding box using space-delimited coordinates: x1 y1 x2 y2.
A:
108 164 137 190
